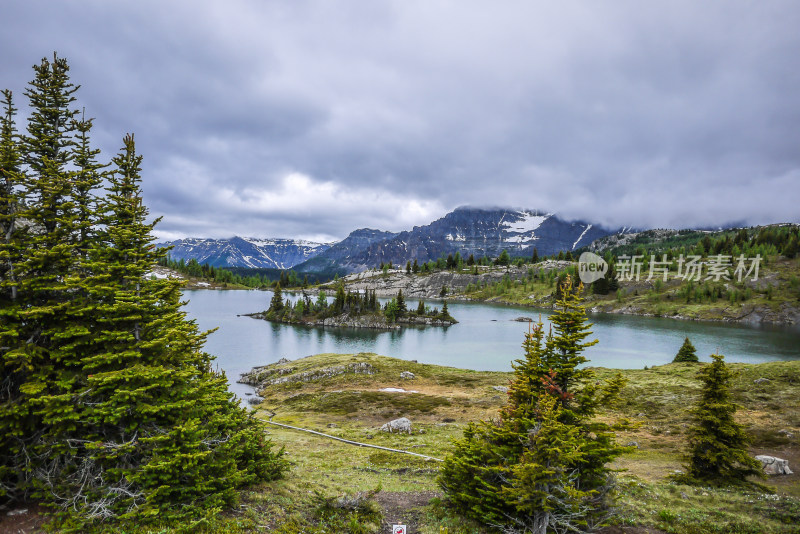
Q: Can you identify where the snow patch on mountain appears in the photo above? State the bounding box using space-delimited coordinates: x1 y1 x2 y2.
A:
572 224 592 250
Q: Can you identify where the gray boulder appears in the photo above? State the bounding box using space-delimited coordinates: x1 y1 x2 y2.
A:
400 371 416 380
380 417 412 434
756 455 793 475
492 386 509 393
753 377 771 384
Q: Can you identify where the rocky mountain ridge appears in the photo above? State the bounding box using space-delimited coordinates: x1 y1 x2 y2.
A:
157 236 332 269
159 206 615 272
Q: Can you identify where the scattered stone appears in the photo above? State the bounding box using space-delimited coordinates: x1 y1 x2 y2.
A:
680 492 689 499
241 362 375 387
756 455 793 475
327 423 337 428
380 417 412 434
247 396 263 405
6 509 28 516
626 441 639 449
400 371 416 380
411 359 418 363
778 429 795 438
277 357 291 364
512 316 534 322
364 434 374 439
636 413 646 417
492 386 509 393
753 377 771 384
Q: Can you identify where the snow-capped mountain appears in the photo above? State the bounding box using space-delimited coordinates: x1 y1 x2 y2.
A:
294 207 613 273
160 207 614 273
157 236 333 269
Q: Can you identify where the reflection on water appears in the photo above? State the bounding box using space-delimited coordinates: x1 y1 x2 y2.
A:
181 289 800 400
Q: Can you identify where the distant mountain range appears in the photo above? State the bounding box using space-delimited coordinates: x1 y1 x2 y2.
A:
158 207 616 273
156 236 332 269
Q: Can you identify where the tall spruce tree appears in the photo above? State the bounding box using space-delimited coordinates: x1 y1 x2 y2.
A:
1 56 287 526
439 277 626 533
71 111 106 261
0 89 25 502
269 282 284 313
681 353 763 485
0 54 85 505
0 90 22 299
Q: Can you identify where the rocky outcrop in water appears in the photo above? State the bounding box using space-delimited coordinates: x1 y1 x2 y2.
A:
246 311 456 329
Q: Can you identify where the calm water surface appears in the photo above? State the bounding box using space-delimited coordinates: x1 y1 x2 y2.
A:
181 289 800 400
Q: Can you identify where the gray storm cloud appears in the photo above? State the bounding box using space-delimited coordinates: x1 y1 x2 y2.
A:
1 1 798 240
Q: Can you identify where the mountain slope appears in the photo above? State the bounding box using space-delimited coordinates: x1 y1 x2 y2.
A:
293 228 398 273
158 236 332 269
335 207 612 271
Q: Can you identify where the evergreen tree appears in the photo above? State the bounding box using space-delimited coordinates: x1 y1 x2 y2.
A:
531 247 539 264
61 134 286 524
269 282 284 313
467 253 475 266
384 298 399 323
592 275 609 295
416 300 425 315
681 354 763 485
406 260 411 274
1 54 85 503
496 249 510 266
439 277 626 533
673 336 699 363
396 289 406 315
412 258 419 273
2 57 287 523
782 236 798 259
71 111 106 261
0 90 22 302
0 89 25 501
333 283 346 313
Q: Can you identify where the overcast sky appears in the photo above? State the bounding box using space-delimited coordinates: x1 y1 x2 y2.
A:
2 1 798 242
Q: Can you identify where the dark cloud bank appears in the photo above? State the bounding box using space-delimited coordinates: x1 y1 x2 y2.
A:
2 1 798 241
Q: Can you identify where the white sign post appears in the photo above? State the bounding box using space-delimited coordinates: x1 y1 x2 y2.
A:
392 525 407 534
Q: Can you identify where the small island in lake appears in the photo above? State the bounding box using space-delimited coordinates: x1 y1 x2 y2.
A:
247 283 457 329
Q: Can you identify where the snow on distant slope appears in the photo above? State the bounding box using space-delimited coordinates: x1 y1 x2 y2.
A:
502 211 551 243
572 224 592 250
158 236 332 269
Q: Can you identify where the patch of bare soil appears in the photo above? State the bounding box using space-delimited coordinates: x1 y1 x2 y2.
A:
374 490 441 534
